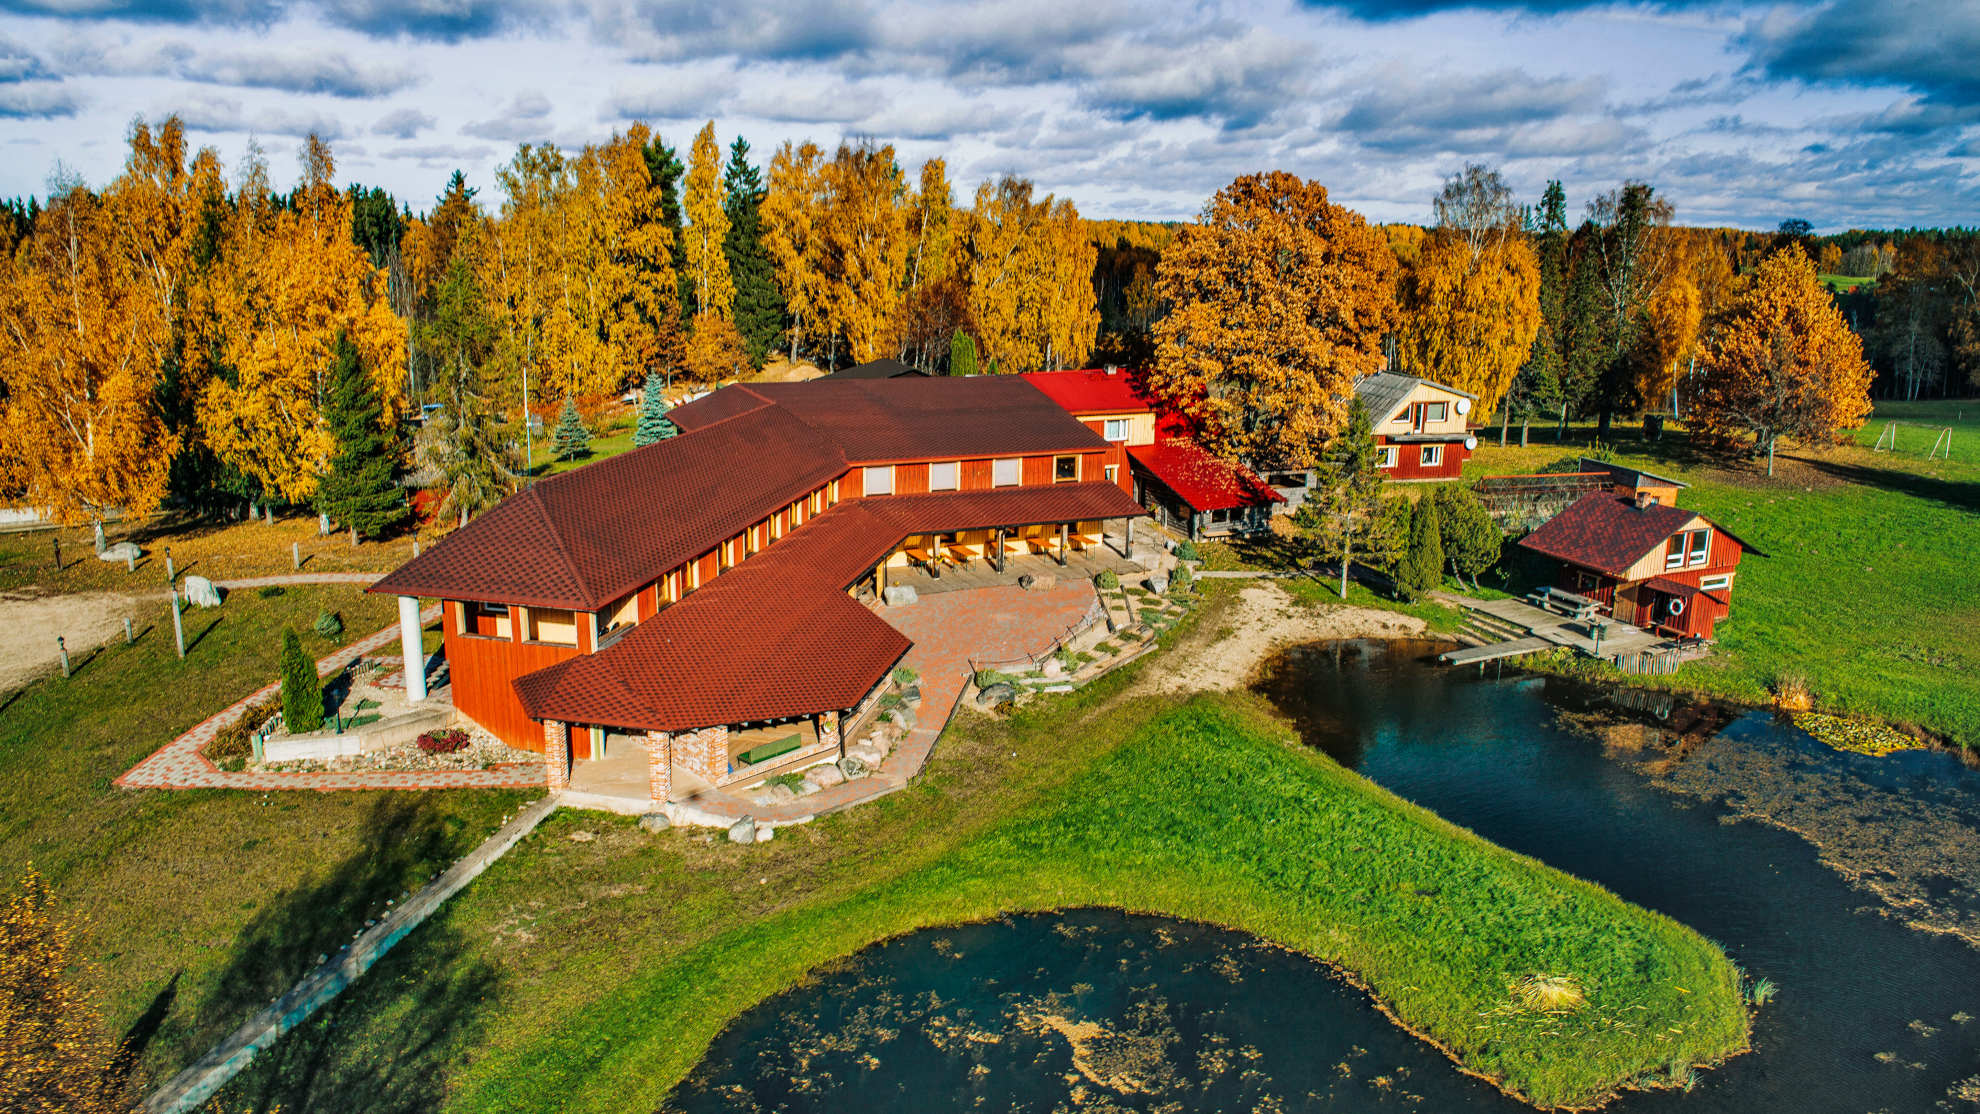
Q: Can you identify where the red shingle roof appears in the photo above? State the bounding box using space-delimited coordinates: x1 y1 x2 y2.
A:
1518 492 1705 578
1020 369 1155 415
513 482 1143 732
1128 439 1284 512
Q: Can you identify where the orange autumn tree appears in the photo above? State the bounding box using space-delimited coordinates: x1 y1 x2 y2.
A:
1393 165 1540 416
762 140 826 363
816 140 911 365
201 136 406 503
0 181 178 524
682 121 733 321
0 868 138 1114
961 178 1097 372
1149 171 1395 467
1683 244 1872 475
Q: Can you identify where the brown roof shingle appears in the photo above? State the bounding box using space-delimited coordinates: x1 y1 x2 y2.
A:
1518 492 1702 577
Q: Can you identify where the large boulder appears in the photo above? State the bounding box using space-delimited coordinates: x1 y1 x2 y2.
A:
1041 657 1064 678
837 754 870 780
727 816 757 845
881 585 919 606
97 541 141 564
806 762 846 789
1145 574 1169 595
183 575 224 608
976 681 1018 708
637 812 671 833
888 704 917 732
899 683 922 707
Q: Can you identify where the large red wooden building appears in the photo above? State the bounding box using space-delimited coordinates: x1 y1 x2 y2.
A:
371 376 1144 800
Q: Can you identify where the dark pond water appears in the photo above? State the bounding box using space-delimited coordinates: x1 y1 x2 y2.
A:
668 640 1980 1113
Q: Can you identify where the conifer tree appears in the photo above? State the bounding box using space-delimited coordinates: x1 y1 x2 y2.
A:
642 135 690 325
552 396 592 461
950 329 978 376
1394 495 1444 602
1432 484 1501 588
316 331 410 539
722 137 785 368
280 628 323 733
633 372 678 446
1295 398 1394 599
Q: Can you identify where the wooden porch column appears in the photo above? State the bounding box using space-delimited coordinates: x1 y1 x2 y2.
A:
876 558 888 594
1123 516 1134 556
995 530 1006 572
643 731 673 803
542 720 570 792
1058 522 1069 566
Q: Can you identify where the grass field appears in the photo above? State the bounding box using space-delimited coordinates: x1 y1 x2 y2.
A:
1819 273 1876 293
0 584 523 1084
1462 400 1980 749
220 613 1747 1113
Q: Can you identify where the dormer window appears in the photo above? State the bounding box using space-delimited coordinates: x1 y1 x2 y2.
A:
1665 528 1710 569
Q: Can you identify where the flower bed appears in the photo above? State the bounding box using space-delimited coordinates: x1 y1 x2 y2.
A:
418 727 472 753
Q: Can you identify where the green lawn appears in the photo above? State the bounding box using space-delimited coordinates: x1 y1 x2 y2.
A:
221 637 1746 1112
1819 273 1876 293
1850 399 1980 465
1464 407 1980 749
0 585 523 1083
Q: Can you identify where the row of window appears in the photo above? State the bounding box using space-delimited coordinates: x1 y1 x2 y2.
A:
1664 528 1712 570
862 455 1085 496
1396 401 1448 427
1378 444 1445 469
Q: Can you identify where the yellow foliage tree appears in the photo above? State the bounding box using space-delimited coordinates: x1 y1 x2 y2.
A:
762 140 825 363
0 184 178 523
0 868 138 1114
1393 232 1540 415
201 136 405 502
1635 275 1701 407
961 178 1098 372
683 121 733 321
684 312 748 382
1683 244 1872 475
817 141 910 365
1148 171 1395 467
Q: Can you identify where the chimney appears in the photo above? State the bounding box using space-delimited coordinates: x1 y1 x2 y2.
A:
1104 364 1118 376
1635 490 1654 510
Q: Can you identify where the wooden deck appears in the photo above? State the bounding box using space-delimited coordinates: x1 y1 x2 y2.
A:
1439 594 1673 666
886 547 1144 595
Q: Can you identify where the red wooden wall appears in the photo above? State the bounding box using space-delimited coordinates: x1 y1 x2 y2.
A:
445 603 582 755
1379 438 1471 481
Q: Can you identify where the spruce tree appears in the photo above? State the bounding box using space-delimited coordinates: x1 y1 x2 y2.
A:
642 135 691 326
949 329 978 376
633 373 679 446
1394 495 1444 602
316 331 409 540
1295 398 1394 599
552 396 592 461
721 137 786 368
279 628 323 734
1432 484 1502 589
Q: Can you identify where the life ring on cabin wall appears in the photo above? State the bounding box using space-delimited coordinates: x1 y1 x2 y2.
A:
1668 597 1686 616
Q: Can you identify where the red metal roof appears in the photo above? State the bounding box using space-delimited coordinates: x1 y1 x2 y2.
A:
1128 439 1284 512
1020 369 1156 415
1518 492 1708 578
513 482 1143 732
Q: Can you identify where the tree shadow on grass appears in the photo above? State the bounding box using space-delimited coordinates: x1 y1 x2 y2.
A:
169 796 500 1108
184 615 222 655
1789 454 1980 516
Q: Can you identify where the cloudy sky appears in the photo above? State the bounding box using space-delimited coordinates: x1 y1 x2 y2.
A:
1 0 1975 230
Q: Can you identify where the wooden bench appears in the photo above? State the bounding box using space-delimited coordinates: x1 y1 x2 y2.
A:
1527 587 1602 622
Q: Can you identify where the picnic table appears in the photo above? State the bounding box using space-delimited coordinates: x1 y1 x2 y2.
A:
1527 586 1602 622
946 542 984 565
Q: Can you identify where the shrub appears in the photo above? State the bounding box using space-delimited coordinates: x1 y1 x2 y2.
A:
1393 495 1443 602
279 628 323 734
974 670 1014 689
257 585 286 599
1173 539 1200 562
207 696 280 762
1169 563 1195 596
1095 568 1119 590
891 665 919 685
416 728 471 754
1772 672 1814 712
312 609 343 640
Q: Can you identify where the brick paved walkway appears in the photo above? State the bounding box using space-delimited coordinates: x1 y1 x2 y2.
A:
668 580 1100 825
114 603 546 793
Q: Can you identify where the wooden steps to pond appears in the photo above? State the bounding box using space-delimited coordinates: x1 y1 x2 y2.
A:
1442 636 1557 666
1437 594 1675 669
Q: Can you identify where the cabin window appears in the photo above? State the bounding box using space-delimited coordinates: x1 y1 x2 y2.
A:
1422 401 1448 424
863 465 895 496
1104 464 1119 484
604 594 639 632
1687 528 1710 566
720 539 735 571
1379 445 1398 468
992 458 1021 487
1699 574 1731 591
1666 528 1710 569
1054 455 1079 482
928 461 959 491
466 600 512 639
1209 507 1232 524
1103 418 1131 441
1420 444 1443 466
525 607 578 646
1392 409 1410 424
744 525 761 556
828 480 840 505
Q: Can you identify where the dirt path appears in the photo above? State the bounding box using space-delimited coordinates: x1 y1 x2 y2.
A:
1134 583 1428 697
0 589 149 691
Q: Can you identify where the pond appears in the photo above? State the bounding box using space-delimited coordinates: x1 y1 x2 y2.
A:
667 640 1980 1113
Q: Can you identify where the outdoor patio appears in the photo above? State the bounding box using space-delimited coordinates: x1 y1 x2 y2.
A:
886 541 1147 596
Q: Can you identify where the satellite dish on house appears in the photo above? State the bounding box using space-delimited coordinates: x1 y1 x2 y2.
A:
1464 435 1478 450
1668 597 1686 616
1455 398 1472 415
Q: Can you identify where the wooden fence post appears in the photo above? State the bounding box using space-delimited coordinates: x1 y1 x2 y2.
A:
58 636 70 678
164 546 174 583
124 617 133 645
171 589 186 660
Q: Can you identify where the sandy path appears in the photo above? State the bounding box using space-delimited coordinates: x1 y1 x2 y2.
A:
0 589 150 690
1135 582 1429 696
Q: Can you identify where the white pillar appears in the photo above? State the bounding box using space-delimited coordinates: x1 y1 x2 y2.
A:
398 595 428 702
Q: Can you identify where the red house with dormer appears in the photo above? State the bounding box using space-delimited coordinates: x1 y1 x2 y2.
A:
1517 466 1762 639
1353 372 1479 481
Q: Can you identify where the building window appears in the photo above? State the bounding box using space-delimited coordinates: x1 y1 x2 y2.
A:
466 600 511 639
1103 418 1131 441
928 461 959 491
1104 464 1118 484
604 594 638 632
1667 528 1710 569
828 480 839 505
863 465 895 496
1422 401 1448 424
525 607 578 646
1209 507 1232 524
1379 445 1398 469
1699 574 1731 591
1054 455 1079 482
1420 444 1443 467
992 458 1021 487
1392 409 1410 424
1687 528 1710 566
